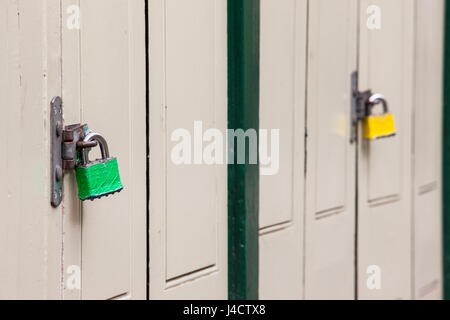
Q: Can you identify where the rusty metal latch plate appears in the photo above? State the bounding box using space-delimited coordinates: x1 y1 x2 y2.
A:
50 97 63 207
50 96 99 208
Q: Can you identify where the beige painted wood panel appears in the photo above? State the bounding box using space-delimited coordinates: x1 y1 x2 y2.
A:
259 0 306 300
149 0 227 299
61 0 146 300
61 0 82 300
412 0 443 300
358 0 414 300
0 0 62 300
305 0 358 300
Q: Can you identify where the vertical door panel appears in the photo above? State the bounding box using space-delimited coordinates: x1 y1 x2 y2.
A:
358 0 414 300
149 0 227 299
0 0 62 299
61 0 82 301
165 0 218 279
259 0 306 299
62 0 146 300
305 0 357 300
413 0 443 300
80 0 130 299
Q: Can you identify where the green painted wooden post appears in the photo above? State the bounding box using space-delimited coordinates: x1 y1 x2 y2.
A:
444 0 450 300
228 0 260 300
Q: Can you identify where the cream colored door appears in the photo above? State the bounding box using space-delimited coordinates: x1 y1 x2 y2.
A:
304 0 358 300
412 0 443 300
357 0 414 300
0 0 146 300
304 0 443 300
259 0 307 300
0 0 63 299
61 0 146 300
148 0 228 299
260 0 443 300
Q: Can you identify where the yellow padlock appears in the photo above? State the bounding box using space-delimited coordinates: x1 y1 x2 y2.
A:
363 94 396 140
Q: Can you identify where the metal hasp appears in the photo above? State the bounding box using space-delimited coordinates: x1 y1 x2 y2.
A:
50 96 98 207
50 97 63 207
351 71 392 143
351 71 372 144
62 123 98 170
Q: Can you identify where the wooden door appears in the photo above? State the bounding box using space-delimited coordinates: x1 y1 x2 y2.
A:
357 0 414 300
304 0 358 300
304 0 444 300
412 0 444 300
61 0 146 300
258 0 307 300
0 0 147 300
148 0 228 299
0 0 63 299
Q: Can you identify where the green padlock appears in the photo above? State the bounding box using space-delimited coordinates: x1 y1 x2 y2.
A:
75 132 123 201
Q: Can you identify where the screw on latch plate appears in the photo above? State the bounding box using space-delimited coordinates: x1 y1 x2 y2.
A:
50 96 98 208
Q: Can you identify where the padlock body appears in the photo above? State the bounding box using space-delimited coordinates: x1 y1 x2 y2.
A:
363 113 396 140
75 157 123 200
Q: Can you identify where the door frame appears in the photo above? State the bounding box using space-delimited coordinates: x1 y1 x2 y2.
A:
227 0 261 300
443 0 450 301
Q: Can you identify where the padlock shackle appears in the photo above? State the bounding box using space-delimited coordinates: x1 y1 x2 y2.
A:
367 93 388 114
81 132 110 165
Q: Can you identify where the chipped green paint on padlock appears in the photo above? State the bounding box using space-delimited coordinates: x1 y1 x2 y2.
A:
75 132 123 201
